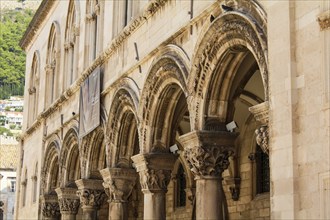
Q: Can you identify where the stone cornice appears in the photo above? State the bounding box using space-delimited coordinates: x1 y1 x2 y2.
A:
19 0 58 51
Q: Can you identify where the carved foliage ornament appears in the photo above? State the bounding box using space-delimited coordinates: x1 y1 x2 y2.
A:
42 202 60 218
58 198 80 214
255 125 269 154
184 145 234 177
139 169 171 192
76 189 107 208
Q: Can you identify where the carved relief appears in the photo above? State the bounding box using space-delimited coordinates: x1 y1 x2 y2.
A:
318 10 330 31
58 198 80 214
41 202 60 218
139 169 171 192
255 125 269 154
184 145 234 177
76 189 106 208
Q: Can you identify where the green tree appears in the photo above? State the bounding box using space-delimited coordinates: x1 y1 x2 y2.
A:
0 127 13 136
0 8 35 98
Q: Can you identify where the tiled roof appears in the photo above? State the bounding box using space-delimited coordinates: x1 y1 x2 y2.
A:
0 144 19 169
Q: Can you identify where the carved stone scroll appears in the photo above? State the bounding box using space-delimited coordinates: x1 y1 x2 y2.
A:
318 10 330 31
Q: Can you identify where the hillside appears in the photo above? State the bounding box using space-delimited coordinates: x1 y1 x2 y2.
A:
0 8 35 99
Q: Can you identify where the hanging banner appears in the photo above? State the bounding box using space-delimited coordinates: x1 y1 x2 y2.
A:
79 67 100 138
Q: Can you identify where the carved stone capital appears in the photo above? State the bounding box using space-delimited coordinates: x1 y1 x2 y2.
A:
179 130 238 179
318 10 330 31
55 187 80 214
100 168 137 203
40 194 60 218
75 179 107 209
249 101 269 125
131 153 178 193
255 125 269 154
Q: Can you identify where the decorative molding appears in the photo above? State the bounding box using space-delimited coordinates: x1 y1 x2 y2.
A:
179 130 238 178
318 10 330 31
75 179 106 208
249 101 269 125
41 194 60 218
58 198 80 214
131 153 178 193
255 125 269 154
100 168 137 203
76 189 106 208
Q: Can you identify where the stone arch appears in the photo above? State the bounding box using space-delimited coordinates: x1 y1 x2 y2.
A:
107 77 140 168
60 127 80 187
84 127 106 179
27 50 40 126
188 1 268 130
41 140 60 195
139 45 190 152
45 21 61 106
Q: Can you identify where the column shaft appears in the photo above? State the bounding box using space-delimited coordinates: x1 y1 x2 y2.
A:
144 192 166 220
109 202 128 220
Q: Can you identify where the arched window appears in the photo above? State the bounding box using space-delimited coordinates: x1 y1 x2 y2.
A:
255 144 270 194
31 163 38 203
85 0 100 65
64 0 78 89
21 169 27 207
28 52 39 126
175 163 187 208
45 23 61 107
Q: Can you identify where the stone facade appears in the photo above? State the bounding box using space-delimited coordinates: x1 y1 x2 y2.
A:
16 0 329 220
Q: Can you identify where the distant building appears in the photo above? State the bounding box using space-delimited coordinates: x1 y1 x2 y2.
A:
0 142 19 220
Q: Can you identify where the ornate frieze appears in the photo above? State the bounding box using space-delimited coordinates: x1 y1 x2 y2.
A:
179 130 238 179
100 168 137 203
131 152 178 193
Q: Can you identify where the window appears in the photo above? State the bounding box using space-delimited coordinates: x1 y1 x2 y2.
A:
28 52 39 126
176 163 186 207
256 144 270 194
64 0 78 89
45 23 60 107
22 169 27 207
86 0 100 65
10 181 16 192
32 163 38 203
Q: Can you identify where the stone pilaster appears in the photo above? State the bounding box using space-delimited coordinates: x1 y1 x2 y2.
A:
40 194 60 220
75 179 107 220
131 152 178 220
179 130 238 220
100 168 137 220
55 187 80 220
249 101 270 154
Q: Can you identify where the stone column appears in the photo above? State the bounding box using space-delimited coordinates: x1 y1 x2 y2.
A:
100 168 137 220
131 153 178 220
40 194 60 220
249 101 269 154
55 187 80 220
75 179 107 220
179 130 238 220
